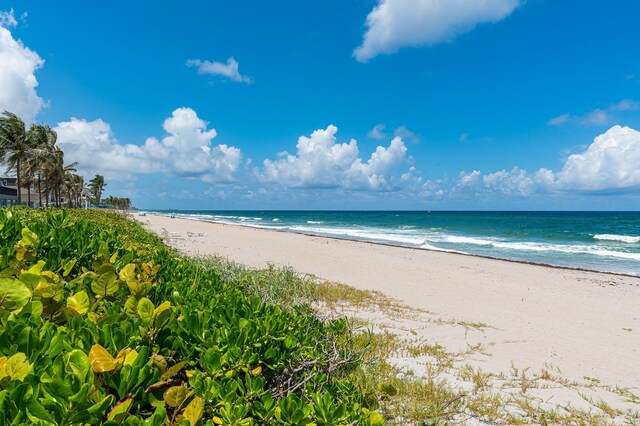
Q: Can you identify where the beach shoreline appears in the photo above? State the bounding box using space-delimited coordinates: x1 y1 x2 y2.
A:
149 212 640 279
136 213 640 396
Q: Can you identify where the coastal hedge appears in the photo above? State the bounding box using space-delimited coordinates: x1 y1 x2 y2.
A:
0 208 383 425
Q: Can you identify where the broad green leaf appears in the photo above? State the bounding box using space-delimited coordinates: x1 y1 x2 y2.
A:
128 280 152 296
34 281 60 299
160 361 186 380
68 394 115 424
183 396 204 426
91 271 119 297
124 296 137 317
153 301 171 318
0 353 30 381
27 260 46 274
0 277 31 311
107 397 132 422
18 273 44 289
151 354 167 374
367 410 385 425
26 398 56 425
67 291 90 315
137 297 154 325
163 385 189 408
97 263 117 275
98 241 109 259
21 300 43 317
20 227 39 247
88 344 117 373
118 263 136 283
66 350 90 381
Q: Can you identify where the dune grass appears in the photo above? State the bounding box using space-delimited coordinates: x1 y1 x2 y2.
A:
192 255 640 425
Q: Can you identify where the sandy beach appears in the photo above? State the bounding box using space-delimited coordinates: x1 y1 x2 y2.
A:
137 213 640 408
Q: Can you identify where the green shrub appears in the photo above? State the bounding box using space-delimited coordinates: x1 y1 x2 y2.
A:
0 208 383 425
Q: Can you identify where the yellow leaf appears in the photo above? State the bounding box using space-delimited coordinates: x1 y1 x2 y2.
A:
109 251 118 264
67 291 90 315
124 349 138 366
118 263 136 283
0 353 30 381
0 356 7 380
27 260 46 274
114 348 137 367
153 301 171 319
20 228 39 247
34 282 57 298
88 344 116 373
163 385 189 408
250 366 262 376
213 416 223 425
183 396 204 426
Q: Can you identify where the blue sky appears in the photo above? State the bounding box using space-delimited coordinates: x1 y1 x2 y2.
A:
1 0 640 210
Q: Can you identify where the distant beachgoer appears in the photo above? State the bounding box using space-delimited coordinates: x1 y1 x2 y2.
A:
171 214 176 218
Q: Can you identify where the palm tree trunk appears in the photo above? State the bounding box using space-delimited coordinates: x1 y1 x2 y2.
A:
38 174 42 208
27 185 31 207
16 159 22 204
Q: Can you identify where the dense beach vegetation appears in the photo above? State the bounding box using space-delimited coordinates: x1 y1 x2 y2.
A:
0 208 386 425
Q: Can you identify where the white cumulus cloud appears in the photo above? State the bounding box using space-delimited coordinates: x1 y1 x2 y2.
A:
0 11 45 123
448 125 640 198
354 0 521 62
555 125 640 191
186 57 253 84
258 125 411 191
56 108 243 182
55 118 154 179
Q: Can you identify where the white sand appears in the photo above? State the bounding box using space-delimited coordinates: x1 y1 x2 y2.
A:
137 213 640 392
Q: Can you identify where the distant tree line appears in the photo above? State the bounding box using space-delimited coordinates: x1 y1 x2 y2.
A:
0 111 128 209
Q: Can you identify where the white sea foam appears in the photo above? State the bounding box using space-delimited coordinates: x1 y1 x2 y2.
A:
419 242 466 254
289 225 427 246
593 234 640 244
162 213 640 266
434 234 640 261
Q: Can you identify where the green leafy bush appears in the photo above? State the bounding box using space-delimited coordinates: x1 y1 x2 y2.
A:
0 208 383 425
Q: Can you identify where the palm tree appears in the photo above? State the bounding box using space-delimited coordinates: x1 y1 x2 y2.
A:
63 173 84 207
88 174 106 204
0 111 34 204
25 123 58 207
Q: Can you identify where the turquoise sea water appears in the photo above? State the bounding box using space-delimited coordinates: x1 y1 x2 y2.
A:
151 211 640 276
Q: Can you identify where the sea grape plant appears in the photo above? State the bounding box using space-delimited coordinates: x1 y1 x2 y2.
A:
0 208 384 425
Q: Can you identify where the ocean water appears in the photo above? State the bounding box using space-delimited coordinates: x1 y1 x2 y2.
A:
151 210 640 276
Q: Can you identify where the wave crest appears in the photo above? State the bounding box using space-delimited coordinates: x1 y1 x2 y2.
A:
594 234 640 244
